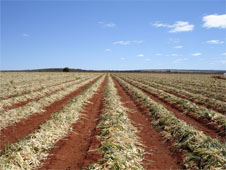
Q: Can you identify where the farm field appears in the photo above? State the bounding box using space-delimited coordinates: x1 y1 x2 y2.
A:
0 72 225 169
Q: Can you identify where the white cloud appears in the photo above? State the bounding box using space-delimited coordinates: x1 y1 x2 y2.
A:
153 21 194 33
153 22 168 27
203 14 226 29
137 54 144 57
206 40 224 44
104 23 116 27
192 53 202 56
112 41 131 45
22 33 30 37
105 49 112 52
221 52 226 55
98 21 116 28
112 40 143 45
171 53 181 57
169 21 194 33
120 57 126 60
174 45 183 48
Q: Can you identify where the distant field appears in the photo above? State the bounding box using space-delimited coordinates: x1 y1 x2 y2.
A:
0 72 225 169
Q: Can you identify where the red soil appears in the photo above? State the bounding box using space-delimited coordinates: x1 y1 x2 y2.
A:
0 77 100 151
113 78 182 169
124 79 225 142
81 126 102 167
39 77 106 170
212 76 226 80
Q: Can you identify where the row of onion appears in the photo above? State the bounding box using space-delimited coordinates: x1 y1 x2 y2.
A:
114 75 226 169
0 75 105 169
119 76 226 136
0 76 99 131
85 75 145 170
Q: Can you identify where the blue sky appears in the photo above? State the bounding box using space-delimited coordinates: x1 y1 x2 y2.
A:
1 0 226 70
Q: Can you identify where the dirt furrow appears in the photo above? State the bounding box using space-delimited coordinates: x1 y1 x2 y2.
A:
0 77 100 151
112 78 182 169
124 79 225 142
38 77 106 170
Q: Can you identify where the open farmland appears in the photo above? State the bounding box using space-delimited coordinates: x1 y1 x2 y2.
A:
0 72 225 169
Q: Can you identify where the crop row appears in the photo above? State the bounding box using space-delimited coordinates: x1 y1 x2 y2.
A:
127 75 226 114
0 75 105 170
0 73 75 99
0 73 99 100
0 76 91 111
0 76 99 131
86 75 144 169
134 73 226 93
0 72 82 87
123 73 226 102
118 76 226 136
113 75 226 169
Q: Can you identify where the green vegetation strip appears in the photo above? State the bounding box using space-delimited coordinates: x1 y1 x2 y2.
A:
0 75 105 170
85 75 144 170
114 75 226 169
